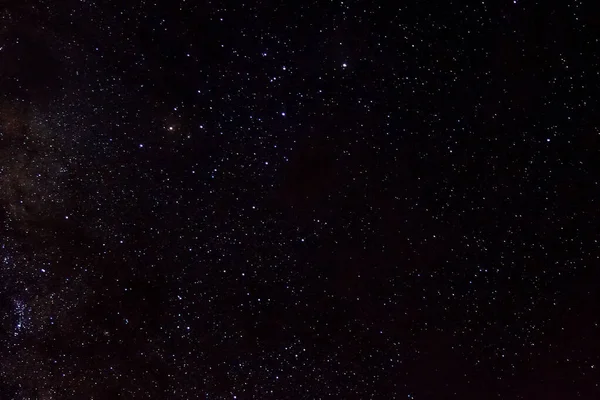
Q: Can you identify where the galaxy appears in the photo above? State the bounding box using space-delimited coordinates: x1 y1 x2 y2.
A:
1 1 599 399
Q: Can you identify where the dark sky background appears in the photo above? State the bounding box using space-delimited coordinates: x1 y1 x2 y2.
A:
1 0 599 398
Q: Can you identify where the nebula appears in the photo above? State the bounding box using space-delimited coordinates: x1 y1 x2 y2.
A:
0 103 77 235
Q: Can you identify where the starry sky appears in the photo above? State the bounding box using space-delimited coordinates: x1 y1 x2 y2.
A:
0 1 599 399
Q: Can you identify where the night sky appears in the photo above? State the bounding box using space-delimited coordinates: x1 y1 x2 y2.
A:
1 1 599 398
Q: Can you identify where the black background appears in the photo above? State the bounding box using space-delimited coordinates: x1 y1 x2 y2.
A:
1 0 599 398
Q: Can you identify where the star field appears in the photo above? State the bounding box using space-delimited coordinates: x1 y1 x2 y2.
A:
1 0 599 398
